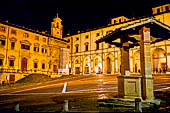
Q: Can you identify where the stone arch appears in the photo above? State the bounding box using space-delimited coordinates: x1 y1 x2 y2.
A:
0 35 6 40
20 40 31 45
9 37 17 42
93 55 102 74
84 56 90 74
105 53 114 74
74 57 81 74
133 50 141 73
0 54 5 59
34 43 40 47
152 48 166 73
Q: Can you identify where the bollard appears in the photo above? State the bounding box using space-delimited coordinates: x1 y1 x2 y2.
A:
63 100 69 112
135 98 142 112
15 102 20 112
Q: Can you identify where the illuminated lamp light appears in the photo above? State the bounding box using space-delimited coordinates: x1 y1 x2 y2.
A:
160 54 164 58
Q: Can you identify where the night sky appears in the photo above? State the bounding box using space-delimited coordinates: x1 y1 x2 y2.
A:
0 0 169 37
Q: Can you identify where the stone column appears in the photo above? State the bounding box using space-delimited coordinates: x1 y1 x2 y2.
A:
121 43 130 75
80 56 83 75
140 27 154 101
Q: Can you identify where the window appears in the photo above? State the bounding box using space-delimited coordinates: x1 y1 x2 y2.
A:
96 33 100 37
85 35 89 39
85 44 88 51
0 59 3 66
52 24 55 28
11 30 17 35
9 60 14 67
34 47 39 52
114 20 117 24
35 36 39 40
41 48 47 53
0 40 5 46
96 43 99 50
166 6 169 11
21 44 30 50
75 44 79 53
0 26 5 32
119 19 121 23
43 38 46 42
49 64 51 69
76 37 79 41
57 22 59 28
11 42 15 49
157 8 160 13
34 63 38 68
76 46 79 53
24 33 29 38
42 63 45 69
106 30 112 35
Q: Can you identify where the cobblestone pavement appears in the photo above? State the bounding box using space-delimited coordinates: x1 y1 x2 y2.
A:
0 74 169 112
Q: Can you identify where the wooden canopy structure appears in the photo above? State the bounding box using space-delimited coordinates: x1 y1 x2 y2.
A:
96 17 170 48
96 17 170 101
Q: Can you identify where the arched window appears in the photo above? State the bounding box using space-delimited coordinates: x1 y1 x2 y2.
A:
57 22 59 28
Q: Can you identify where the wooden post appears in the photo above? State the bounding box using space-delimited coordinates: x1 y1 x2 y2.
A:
121 42 130 75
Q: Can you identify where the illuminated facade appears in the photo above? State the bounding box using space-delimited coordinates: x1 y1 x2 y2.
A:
65 4 170 75
0 15 69 84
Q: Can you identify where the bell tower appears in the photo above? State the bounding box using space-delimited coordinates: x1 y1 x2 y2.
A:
51 13 63 38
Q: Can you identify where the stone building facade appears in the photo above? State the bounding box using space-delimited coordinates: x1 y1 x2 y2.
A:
65 4 170 75
0 15 69 84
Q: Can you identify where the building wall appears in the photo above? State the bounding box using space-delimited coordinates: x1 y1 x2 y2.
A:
0 17 68 84
65 4 170 75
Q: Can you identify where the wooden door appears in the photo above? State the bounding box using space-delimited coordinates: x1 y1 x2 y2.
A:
21 58 27 71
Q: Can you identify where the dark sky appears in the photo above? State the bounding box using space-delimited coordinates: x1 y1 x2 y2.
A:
0 0 169 37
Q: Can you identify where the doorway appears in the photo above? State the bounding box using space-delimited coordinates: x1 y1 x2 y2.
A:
21 58 27 72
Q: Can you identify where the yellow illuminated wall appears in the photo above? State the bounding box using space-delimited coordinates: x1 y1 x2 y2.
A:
0 15 68 84
65 4 170 75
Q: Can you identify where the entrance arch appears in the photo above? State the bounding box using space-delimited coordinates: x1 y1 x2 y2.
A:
152 48 166 73
74 57 80 74
106 57 111 74
94 56 102 74
21 57 27 71
105 53 114 74
84 56 90 74
133 50 141 73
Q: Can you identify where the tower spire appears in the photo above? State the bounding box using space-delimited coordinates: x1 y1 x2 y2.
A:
57 13 59 18
51 13 63 38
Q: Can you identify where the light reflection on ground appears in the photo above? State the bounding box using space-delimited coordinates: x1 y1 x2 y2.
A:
98 93 108 100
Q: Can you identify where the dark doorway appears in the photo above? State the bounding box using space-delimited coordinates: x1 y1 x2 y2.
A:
21 58 27 72
9 75 15 83
107 57 111 74
53 65 58 73
75 67 80 74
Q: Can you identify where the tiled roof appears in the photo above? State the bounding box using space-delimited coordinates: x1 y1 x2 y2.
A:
96 17 170 47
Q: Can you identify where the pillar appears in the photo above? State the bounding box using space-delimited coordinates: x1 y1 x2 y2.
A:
80 56 83 75
140 27 154 101
121 43 130 75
